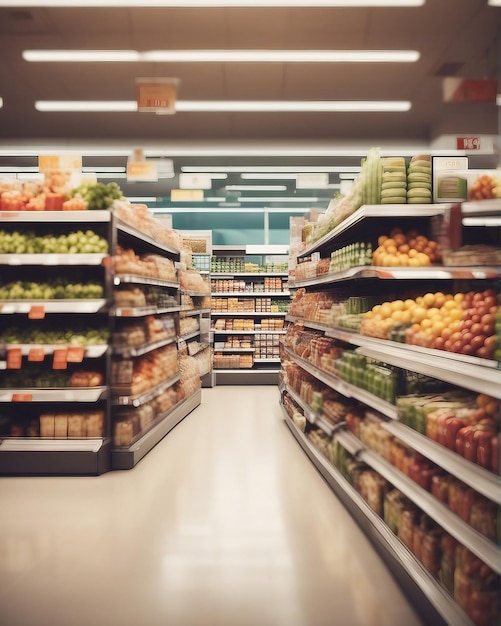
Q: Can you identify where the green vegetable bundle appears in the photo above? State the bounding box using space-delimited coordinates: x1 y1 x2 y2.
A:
70 182 123 210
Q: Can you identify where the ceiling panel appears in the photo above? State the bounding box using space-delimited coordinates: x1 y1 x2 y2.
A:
0 0 498 146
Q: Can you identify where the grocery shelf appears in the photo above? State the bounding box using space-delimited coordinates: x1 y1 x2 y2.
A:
211 272 289 277
291 265 500 288
352 440 501 574
2 344 108 358
180 308 211 317
211 292 290 297
215 347 255 353
111 305 180 318
0 300 107 314
462 199 501 216
179 330 200 342
285 314 332 334
254 357 281 363
381 421 501 504
298 204 448 258
213 330 286 335
115 218 179 257
283 346 398 420
0 437 111 475
281 408 472 626
112 372 180 407
114 275 179 289
0 253 108 266
111 389 201 470
112 336 177 358
212 311 287 317
0 386 108 403
284 383 341 438
215 369 279 385
182 290 211 297
0 210 112 223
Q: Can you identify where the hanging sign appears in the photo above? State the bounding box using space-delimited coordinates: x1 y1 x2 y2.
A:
171 189 204 202
456 137 481 151
127 161 159 182
136 78 179 114
38 154 82 173
442 78 498 103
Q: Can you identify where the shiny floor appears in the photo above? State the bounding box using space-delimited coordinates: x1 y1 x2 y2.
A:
0 386 423 626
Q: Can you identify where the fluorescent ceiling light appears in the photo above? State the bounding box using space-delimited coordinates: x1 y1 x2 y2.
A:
127 196 158 202
95 172 127 179
239 196 319 202
35 100 411 113
488 0 501 6
226 185 288 191
0 98 3 109
82 166 126 173
3 1 427 7
184 166 362 173
24 49 419 63
497 94 501 106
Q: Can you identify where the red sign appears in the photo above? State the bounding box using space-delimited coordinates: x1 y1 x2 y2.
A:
457 137 481 150
53 348 68 370
136 78 178 113
443 78 498 103
28 347 45 362
29 305 46 320
7 348 22 369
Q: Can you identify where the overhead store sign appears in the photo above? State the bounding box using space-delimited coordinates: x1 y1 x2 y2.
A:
296 173 329 189
456 136 481 150
171 189 204 202
127 161 158 182
442 77 498 103
136 78 179 113
38 154 82 172
179 173 213 190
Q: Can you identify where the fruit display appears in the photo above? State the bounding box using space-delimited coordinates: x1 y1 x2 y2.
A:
380 156 407 205
0 229 108 254
69 182 122 210
0 178 123 212
0 324 109 346
467 173 501 200
406 154 432 204
361 289 500 361
372 228 440 267
0 279 104 300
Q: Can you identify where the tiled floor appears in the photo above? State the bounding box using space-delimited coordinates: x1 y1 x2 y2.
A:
0 386 423 626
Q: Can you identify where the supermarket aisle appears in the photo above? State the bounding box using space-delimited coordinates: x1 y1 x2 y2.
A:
0 386 423 626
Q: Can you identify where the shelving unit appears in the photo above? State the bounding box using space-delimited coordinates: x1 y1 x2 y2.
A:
280 201 501 626
211 245 290 385
0 209 204 474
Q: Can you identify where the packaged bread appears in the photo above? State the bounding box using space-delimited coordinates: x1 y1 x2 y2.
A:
40 414 55 438
54 415 68 439
68 413 86 438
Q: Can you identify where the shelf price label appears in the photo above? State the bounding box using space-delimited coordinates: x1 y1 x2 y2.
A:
29 305 46 320
66 346 85 363
7 347 22 369
53 348 68 370
12 393 33 402
28 347 45 362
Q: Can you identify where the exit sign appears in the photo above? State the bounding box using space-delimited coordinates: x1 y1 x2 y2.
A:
457 137 481 150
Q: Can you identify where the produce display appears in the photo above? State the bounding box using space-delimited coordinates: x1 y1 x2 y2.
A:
0 324 108 346
0 229 108 254
467 174 501 200
361 289 500 361
380 156 407 205
0 279 104 300
69 182 123 210
406 155 432 204
1 365 104 388
372 228 440 267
